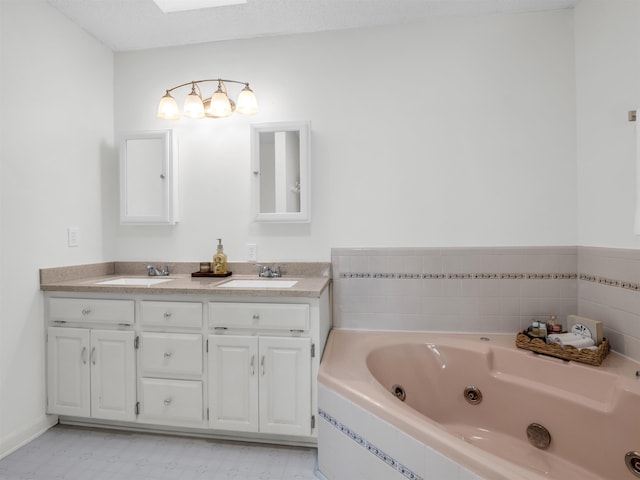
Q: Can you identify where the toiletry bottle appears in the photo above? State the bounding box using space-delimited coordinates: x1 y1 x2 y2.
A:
212 238 228 275
539 320 547 338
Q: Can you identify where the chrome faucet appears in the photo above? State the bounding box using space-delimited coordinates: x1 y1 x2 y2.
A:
145 264 170 276
258 265 282 278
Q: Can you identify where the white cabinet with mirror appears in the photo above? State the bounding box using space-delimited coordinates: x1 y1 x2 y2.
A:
251 122 310 223
119 130 178 225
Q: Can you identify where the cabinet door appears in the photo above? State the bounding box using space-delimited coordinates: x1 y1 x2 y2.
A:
120 130 177 225
47 328 90 417
259 336 311 436
90 330 136 421
208 335 258 432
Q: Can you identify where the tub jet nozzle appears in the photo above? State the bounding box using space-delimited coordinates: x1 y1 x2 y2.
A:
527 423 551 449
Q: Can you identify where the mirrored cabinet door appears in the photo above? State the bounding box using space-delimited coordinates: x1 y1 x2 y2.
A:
251 122 310 223
119 130 178 225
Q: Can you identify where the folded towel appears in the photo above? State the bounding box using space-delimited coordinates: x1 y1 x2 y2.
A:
547 333 595 349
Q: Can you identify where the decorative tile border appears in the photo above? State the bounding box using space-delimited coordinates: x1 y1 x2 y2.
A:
318 408 424 480
579 273 640 291
339 272 577 280
339 271 640 293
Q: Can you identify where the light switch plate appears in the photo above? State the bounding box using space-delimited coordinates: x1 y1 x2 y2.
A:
67 227 80 247
247 243 257 262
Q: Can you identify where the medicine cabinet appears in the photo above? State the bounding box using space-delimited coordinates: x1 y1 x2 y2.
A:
119 130 178 225
251 121 310 223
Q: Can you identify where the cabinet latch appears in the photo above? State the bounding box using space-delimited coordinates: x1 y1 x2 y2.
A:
311 415 316 429
135 401 140 416
311 344 315 358
134 336 140 349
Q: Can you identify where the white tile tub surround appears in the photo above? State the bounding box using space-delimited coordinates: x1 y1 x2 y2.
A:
578 246 640 362
317 385 484 480
331 246 640 362
331 247 578 335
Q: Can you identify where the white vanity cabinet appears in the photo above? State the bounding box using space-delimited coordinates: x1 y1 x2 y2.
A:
208 302 314 437
46 297 136 422
43 285 330 447
208 335 311 436
137 300 204 426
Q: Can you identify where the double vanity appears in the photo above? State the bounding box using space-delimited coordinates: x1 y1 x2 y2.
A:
40 262 331 446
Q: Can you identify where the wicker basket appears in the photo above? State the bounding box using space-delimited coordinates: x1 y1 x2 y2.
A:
515 332 610 366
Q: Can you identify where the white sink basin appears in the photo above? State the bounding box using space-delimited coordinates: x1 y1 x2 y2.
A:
95 277 173 286
218 279 298 289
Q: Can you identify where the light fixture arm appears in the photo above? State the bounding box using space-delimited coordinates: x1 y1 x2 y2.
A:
164 78 250 94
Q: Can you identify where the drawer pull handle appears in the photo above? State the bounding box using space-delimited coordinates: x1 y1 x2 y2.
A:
91 347 96 365
252 314 260 320
290 329 304 334
163 312 172 318
250 355 255 375
81 308 91 315
164 398 172 406
164 351 173 359
214 327 227 332
53 320 66 324
81 347 88 364
261 355 265 376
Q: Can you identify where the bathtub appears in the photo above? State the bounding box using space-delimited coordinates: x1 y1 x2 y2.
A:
317 330 640 480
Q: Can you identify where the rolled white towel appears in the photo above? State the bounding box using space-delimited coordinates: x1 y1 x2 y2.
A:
547 332 583 343
547 333 595 349
560 338 595 349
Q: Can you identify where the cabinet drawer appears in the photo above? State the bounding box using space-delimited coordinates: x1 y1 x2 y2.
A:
140 378 203 423
209 303 309 331
140 333 202 376
140 301 202 328
49 298 134 325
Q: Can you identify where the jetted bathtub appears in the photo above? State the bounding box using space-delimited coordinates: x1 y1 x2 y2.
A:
317 330 640 480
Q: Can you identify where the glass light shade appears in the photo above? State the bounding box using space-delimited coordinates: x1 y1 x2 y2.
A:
183 92 205 119
157 92 180 120
235 85 258 115
207 87 232 118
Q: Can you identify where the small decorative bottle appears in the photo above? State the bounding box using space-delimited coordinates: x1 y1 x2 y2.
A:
212 238 228 275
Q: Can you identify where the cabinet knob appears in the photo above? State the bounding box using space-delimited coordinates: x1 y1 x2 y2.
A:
163 312 172 318
81 308 91 315
163 351 173 359
252 314 260 320
164 398 172 406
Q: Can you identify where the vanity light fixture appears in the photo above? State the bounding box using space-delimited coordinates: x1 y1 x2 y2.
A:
157 78 258 120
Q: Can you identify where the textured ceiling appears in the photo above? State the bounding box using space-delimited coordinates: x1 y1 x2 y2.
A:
47 0 580 52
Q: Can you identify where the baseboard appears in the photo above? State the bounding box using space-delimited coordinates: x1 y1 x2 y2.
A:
0 414 58 460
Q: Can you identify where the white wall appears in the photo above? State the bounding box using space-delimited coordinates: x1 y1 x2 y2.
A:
0 1 113 456
575 0 640 248
111 10 577 263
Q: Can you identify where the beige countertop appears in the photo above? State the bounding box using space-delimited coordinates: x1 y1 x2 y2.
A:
40 262 331 298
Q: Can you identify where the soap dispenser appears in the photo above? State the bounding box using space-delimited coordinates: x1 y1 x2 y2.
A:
212 238 228 275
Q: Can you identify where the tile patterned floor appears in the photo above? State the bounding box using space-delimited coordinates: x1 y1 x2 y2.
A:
0 425 320 480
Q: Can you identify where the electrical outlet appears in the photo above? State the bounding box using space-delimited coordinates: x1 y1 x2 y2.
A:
247 243 257 262
67 227 80 247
